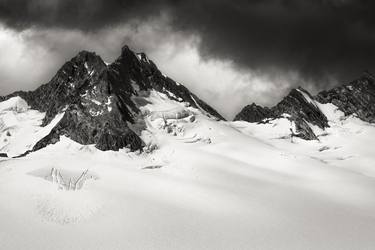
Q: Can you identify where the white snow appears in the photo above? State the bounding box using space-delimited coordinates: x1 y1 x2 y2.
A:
165 89 177 99
0 96 28 113
91 99 101 105
0 96 375 249
0 97 64 157
88 109 103 116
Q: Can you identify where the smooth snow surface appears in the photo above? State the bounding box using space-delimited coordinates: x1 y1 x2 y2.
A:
1 96 375 249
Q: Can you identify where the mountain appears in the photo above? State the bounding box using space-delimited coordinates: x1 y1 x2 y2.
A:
234 72 375 140
0 45 224 156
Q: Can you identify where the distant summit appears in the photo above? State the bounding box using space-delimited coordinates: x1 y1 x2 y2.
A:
235 72 375 140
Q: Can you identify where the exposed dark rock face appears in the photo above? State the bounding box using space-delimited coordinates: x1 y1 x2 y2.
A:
316 72 375 123
234 103 274 123
0 45 224 154
0 51 107 125
31 103 144 152
272 87 329 140
235 72 375 140
274 88 328 129
293 117 319 140
235 87 328 140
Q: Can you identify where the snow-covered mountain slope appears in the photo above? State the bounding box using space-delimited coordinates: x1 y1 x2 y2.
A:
1 98 375 249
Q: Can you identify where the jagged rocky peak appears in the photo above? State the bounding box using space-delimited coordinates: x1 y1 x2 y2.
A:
0 44 224 155
275 86 329 130
234 103 273 123
234 72 375 141
37 51 107 123
316 71 375 122
1 50 107 126
234 86 329 140
47 50 106 93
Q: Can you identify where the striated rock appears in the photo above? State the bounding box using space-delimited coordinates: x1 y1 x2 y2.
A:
274 87 328 130
293 117 319 140
235 87 329 140
316 72 375 123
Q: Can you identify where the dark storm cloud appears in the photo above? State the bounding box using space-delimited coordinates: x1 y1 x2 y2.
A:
0 0 375 89
165 0 375 87
0 0 168 30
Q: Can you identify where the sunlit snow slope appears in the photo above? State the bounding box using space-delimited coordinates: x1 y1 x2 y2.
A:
0 93 375 250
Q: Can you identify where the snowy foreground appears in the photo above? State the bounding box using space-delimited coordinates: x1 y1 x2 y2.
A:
1 94 375 249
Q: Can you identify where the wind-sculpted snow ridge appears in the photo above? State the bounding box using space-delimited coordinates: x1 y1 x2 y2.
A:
235 72 375 140
0 45 224 156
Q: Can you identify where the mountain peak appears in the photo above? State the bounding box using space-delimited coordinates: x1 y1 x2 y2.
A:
0 45 224 156
234 103 273 123
317 72 375 123
75 50 97 58
71 50 105 69
236 72 375 140
121 44 131 53
235 86 329 140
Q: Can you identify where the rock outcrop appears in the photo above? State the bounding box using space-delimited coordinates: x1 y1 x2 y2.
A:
316 72 375 123
234 103 273 123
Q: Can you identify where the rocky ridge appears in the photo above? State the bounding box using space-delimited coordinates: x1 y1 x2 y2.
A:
234 72 375 140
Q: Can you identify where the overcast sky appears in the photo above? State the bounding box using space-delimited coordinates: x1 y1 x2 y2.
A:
0 0 374 119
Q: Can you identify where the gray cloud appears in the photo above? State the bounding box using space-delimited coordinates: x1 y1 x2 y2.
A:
0 21 301 119
0 0 374 83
